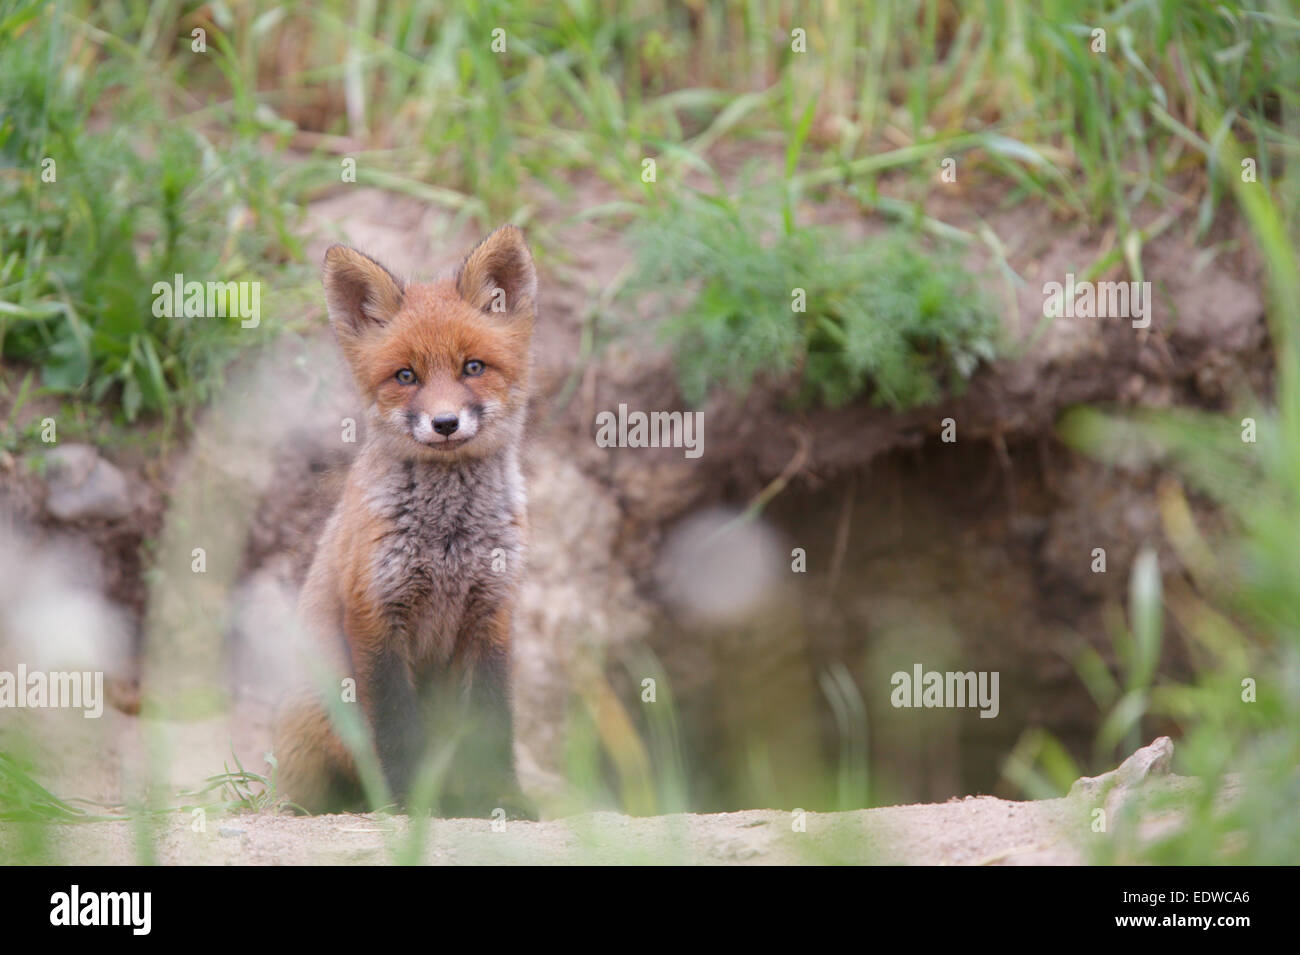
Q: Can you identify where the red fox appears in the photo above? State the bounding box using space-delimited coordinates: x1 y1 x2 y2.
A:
273 225 535 816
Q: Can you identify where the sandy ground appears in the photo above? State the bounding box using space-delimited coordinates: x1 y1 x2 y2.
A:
8 797 1112 865
8 772 1212 865
2 712 1195 864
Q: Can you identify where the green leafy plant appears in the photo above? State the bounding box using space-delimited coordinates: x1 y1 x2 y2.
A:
630 188 1000 410
179 747 282 814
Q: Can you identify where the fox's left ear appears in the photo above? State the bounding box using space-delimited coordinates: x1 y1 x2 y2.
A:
456 225 537 319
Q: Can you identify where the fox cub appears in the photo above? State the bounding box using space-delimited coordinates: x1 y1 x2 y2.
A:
274 225 535 816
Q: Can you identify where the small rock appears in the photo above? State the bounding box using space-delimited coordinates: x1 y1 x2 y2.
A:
1069 736 1174 817
42 445 132 522
218 826 245 838
1111 735 1174 787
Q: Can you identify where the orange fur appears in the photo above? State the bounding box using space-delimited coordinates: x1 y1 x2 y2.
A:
274 226 535 815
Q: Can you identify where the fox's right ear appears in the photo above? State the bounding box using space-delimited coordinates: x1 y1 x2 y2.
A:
322 245 404 337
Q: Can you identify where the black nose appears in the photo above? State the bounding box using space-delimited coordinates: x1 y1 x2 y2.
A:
432 414 460 436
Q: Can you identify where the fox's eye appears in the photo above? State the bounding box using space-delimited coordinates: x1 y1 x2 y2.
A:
395 368 417 384
463 360 486 377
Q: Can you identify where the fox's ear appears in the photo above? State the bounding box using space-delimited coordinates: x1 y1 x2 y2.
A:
455 225 537 318
322 245 404 336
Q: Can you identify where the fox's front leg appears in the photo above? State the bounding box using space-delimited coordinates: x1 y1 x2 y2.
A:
444 605 530 817
351 615 423 804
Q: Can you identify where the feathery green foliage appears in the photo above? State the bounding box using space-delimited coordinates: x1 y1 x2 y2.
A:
631 190 999 409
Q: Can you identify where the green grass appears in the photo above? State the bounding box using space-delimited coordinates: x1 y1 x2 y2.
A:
0 752 120 822
178 747 283 814
3 0 1293 429
0 0 299 429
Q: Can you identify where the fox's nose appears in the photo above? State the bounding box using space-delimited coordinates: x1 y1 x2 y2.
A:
432 413 460 436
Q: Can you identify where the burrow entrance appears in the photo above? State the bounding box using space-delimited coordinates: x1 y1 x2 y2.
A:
628 435 1189 811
